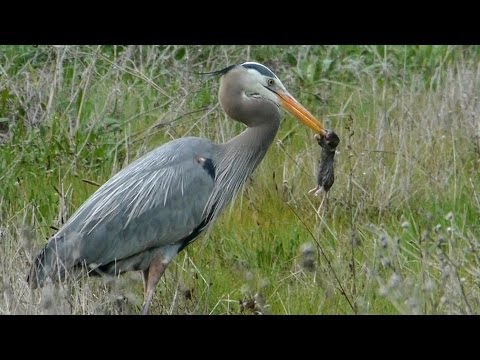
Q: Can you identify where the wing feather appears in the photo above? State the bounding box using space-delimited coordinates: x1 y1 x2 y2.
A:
55 137 216 266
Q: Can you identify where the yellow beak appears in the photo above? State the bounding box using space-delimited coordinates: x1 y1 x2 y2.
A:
277 91 326 136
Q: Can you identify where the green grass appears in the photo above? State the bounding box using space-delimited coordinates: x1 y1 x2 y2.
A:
0 45 479 314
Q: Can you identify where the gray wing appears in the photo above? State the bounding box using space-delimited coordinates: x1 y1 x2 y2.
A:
56 137 216 267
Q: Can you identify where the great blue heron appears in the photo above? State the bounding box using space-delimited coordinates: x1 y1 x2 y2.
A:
28 61 326 314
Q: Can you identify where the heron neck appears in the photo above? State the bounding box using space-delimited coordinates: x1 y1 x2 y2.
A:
216 121 280 190
205 121 280 222
224 120 280 156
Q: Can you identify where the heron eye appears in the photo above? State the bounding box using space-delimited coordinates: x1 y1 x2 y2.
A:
267 78 275 87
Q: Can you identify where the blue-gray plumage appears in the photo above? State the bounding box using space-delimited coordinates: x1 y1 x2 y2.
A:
28 61 326 314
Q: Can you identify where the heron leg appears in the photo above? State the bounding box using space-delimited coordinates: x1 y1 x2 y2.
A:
142 270 149 298
142 253 168 315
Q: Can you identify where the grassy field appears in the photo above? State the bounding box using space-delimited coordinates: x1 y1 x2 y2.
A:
0 45 479 314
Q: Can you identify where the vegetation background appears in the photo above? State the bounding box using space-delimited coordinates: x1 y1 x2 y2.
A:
0 45 479 314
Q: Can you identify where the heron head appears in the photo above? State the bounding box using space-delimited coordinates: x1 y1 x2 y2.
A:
216 62 326 135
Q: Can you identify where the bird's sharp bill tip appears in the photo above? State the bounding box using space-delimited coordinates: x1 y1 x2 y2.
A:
278 92 326 135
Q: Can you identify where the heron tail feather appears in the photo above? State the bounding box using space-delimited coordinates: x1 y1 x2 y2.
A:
27 234 76 288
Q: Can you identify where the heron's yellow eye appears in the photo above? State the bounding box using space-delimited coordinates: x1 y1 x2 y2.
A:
267 78 275 87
